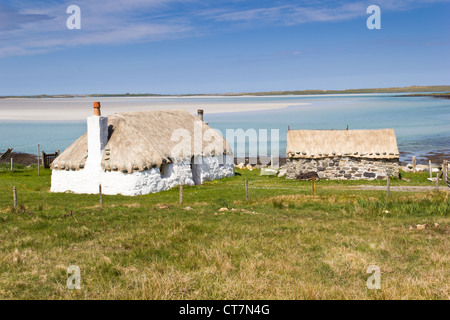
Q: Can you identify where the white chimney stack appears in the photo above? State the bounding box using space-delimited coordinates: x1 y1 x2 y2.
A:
86 102 108 167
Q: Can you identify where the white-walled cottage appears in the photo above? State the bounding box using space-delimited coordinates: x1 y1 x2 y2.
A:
50 102 234 195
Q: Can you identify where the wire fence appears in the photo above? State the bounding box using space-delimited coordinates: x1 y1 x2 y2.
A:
0 169 321 213
1 164 448 214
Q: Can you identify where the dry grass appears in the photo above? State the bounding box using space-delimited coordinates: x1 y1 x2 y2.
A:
0 168 448 299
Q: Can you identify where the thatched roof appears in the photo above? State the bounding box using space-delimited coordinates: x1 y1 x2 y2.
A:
51 110 233 173
287 129 399 159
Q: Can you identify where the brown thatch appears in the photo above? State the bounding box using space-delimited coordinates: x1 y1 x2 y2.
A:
287 129 399 159
51 110 233 173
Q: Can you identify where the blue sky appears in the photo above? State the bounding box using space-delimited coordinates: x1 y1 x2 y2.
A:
0 0 449 95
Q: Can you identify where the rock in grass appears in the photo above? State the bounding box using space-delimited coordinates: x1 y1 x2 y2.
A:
278 168 287 177
261 167 278 176
102 256 112 264
415 165 429 172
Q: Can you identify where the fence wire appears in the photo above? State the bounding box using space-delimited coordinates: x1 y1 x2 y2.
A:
1 166 448 215
0 168 319 214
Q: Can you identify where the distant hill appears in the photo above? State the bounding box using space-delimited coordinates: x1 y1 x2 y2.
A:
1 85 449 98
228 85 450 96
397 92 450 99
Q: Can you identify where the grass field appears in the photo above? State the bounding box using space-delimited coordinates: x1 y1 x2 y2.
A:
0 166 448 299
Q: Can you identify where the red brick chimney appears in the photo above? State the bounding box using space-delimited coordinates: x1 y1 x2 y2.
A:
93 102 101 116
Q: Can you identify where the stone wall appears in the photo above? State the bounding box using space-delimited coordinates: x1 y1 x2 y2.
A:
286 156 399 180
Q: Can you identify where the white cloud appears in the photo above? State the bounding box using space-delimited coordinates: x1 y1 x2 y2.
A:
0 0 449 58
211 0 450 25
0 0 196 57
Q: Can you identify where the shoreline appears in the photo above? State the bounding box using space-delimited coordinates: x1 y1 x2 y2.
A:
1 90 449 121
397 93 450 99
0 97 310 121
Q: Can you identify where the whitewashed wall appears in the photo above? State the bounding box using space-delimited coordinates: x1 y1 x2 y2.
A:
50 156 234 196
199 155 234 183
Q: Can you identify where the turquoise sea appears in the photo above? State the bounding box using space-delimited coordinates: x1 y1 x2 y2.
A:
1 94 449 163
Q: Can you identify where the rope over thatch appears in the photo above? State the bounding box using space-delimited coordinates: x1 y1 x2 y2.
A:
286 129 399 159
51 110 233 173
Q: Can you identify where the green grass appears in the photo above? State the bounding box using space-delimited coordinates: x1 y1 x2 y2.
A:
0 168 448 299
0 163 36 173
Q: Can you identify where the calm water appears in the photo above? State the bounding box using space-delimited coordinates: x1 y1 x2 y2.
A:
1 94 449 163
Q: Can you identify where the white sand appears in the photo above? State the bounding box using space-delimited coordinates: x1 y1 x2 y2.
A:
0 96 310 121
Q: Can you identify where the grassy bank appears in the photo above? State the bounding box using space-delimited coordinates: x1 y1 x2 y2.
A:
0 167 448 299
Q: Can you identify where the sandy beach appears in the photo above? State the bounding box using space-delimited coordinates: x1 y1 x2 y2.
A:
1 94 448 165
0 97 309 121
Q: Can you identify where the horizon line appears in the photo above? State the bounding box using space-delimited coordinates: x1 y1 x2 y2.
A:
1 85 450 99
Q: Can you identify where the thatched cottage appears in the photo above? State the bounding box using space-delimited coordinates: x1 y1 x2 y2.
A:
50 103 234 195
286 129 400 180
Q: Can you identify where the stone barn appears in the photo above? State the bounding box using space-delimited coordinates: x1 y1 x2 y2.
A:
51 103 234 195
286 129 400 180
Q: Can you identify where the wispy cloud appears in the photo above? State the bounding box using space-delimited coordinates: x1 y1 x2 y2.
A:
0 0 196 57
0 0 449 58
211 0 450 26
0 4 53 31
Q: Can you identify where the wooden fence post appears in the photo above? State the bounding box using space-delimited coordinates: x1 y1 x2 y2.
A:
179 183 183 205
429 160 432 179
245 179 249 202
443 160 448 185
37 144 40 176
434 171 442 193
412 156 416 173
435 172 441 194
41 151 45 167
13 186 17 207
312 177 316 196
99 185 103 206
10 158 13 172
387 176 391 200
